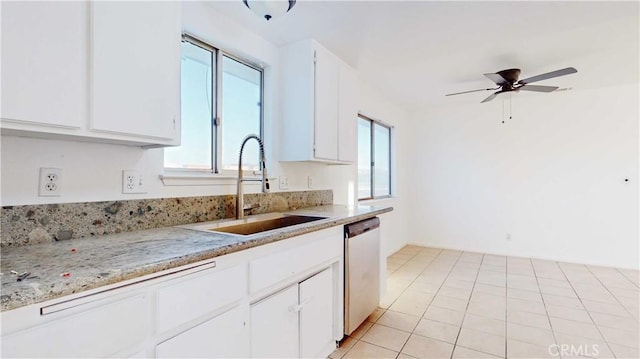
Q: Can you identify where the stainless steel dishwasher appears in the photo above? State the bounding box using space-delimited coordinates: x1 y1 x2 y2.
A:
344 217 380 335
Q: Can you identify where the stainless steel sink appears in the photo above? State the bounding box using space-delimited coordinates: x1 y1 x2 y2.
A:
178 213 327 236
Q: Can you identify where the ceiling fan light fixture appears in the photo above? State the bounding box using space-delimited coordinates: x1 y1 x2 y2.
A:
243 0 296 21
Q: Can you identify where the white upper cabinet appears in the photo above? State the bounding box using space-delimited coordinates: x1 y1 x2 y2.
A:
280 39 358 163
313 45 339 161
0 1 181 147
90 1 181 143
1 1 87 129
338 62 358 163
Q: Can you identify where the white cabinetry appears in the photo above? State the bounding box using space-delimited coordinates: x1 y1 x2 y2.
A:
156 305 249 359
90 1 180 142
2 294 150 358
0 1 181 147
337 63 358 163
251 268 334 359
280 39 358 163
155 265 246 333
299 268 335 358
155 264 249 358
1 1 87 130
250 284 299 358
0 225 346 358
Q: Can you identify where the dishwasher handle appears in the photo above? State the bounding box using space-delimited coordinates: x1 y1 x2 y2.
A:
345 217 380 238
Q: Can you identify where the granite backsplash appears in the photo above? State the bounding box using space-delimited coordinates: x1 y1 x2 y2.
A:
0 190 332 247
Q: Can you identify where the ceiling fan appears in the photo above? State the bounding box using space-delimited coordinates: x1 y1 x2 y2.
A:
446 67 577 103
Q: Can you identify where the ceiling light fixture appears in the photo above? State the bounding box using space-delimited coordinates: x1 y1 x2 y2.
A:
243 0 296 21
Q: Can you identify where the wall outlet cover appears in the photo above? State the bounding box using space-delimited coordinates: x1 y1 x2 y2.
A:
122 170 146 194
38 167 62 197
279 176 289 190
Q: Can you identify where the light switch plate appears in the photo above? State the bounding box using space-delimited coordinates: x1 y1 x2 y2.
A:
279 176 289 189
122 170 146 194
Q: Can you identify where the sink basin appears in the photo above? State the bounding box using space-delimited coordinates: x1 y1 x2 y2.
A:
179 213 327 236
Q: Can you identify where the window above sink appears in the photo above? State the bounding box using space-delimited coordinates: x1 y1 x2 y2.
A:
164 34 264 175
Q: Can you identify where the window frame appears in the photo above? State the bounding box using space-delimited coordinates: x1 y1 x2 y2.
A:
358 113 392 201
166 33 264 175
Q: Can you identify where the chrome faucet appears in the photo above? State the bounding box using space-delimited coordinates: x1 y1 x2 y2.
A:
236 134 269 219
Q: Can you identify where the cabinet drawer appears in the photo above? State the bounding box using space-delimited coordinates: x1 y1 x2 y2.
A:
250 227 341 293
2 294 149 358
156 265 246 333
156 304 249 358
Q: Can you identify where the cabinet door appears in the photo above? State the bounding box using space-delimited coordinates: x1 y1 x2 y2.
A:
300 268 335 358
1 1 86 129
313 45 339 161
90 1 180 142
338 63 358 163
156 305 249 358
156 265 246 333
250 284 299 358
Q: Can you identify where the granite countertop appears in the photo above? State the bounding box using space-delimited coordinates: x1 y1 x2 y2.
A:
0 205 392 312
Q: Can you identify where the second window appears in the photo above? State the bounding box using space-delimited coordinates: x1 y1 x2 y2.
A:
358 114 392 200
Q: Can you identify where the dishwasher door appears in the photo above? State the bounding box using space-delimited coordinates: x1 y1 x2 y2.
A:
344 217 380 335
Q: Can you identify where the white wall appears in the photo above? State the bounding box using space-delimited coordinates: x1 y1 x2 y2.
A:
407 84 639 269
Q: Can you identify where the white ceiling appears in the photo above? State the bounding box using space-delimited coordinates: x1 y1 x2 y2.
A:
206 1 639 109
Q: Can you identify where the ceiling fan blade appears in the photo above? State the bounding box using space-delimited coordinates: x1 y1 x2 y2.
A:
481 92 499 103
519 85 559 93
445 87 498 96
484 73 510 85
519 67 577 84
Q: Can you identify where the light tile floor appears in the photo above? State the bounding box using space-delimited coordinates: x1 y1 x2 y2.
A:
330 245 640 359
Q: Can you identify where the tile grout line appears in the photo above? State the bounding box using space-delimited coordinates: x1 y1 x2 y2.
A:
555 262 618 358
529 258 561 358
448 253 488 359
614 267 640 290
335 247 639 359
393 248 457 357
393 248 465 358
584 266 639 320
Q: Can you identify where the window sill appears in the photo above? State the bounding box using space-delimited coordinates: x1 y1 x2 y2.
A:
159 171 269 186
358 196 395 205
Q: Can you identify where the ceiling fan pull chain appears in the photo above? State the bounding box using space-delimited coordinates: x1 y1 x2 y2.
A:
509 93 513 120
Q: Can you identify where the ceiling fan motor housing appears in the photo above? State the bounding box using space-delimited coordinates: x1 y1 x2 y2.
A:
496 68 521 83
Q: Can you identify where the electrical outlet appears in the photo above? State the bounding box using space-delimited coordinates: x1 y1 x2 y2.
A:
506 233 512 241
279 176 289 190
307 175 314 188
122 170 146 194
39 168 62 196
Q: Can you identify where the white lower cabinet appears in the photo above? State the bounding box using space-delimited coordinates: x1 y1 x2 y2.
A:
251 284 300 358
156 304 249 358
300 268 335 358
0 226 345 358
251 268 334 359
2 294 150 358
